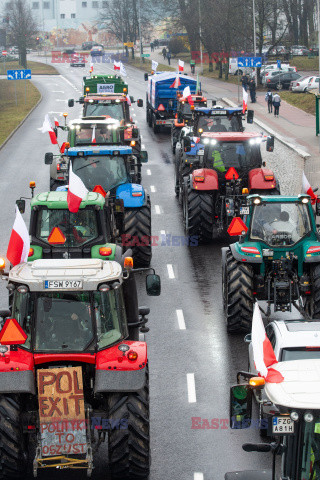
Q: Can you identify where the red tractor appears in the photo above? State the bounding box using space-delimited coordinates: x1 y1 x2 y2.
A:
182 131 278 242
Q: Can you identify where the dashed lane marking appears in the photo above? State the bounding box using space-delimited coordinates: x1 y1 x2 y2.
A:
52 90 64 93
176 309 186 330
160 230 166 235
150 186 156 192
167 264 175 279
155 205 161 214
146 169 151 175
187 374 197 403
194 474 204 480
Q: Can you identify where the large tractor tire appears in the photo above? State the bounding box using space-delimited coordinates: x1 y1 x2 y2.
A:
108 367 150 480
50 178 63 192
171 125 180 154
312 264 320 318
146 108 152 128
152 114 160 134
184 179 213 243
223 249 254 334
124 198 152 267
0 395 26 479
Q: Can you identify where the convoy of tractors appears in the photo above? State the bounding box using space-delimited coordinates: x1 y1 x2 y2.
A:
0 68 320 480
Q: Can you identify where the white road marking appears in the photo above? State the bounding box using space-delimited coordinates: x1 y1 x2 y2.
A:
146 169 151 175
48 111 63 114
150 185 156 192
59 74 78 91
194 474 204 480
56 99 67 102
155 205 161 214
160 230 166 235
167 264 175 279
176 309 186 330
187 374 197 403
52 90 64 93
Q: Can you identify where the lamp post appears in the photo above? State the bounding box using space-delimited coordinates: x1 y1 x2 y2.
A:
138 0 143 63
199 0 203 74
252 0 257 84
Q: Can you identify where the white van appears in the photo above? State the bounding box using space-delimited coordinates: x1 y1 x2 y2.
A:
229 58 252 76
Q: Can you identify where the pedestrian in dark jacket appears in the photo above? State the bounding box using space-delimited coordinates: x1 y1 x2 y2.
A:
265 90 273 113
273 93 281 117
162 47 167 59
249 79 256 103
241 74 248 91
167 51 171 65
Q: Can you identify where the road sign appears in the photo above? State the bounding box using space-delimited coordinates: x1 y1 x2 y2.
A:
124 42 134 48
7 69 32 80
237 57 262 68
277 60 281 69
141 53 150 57
2 50 7 56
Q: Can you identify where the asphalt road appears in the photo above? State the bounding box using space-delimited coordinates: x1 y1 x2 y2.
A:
0 54 305 479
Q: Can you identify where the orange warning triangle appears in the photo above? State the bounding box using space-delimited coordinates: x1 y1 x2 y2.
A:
0 318 27 345
227 217 248 236
47 227 66 245
93 185 107 198
225 167 239 180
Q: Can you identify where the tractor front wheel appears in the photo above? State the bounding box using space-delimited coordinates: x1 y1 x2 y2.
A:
124 198 152 267
224 249 254 334
184 179 213 243
0 395 27 479
171 125 180 154
108 367 150 480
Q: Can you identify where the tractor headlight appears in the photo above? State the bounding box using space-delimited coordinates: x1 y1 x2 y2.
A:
304 412 314 423
253 197 261 205
290 411 299 422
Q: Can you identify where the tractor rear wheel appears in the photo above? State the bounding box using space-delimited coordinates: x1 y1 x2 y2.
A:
184 179 213 243
0 395 27 479
312 264 320 318
108 367 150 480
171 125 180 154
124 198 152 267
224 249 254 334
152 115 160 134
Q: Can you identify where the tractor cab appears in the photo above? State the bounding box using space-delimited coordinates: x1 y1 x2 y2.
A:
176 94 207 124
192 106 253 136
67 118 139 147
82 94 131 121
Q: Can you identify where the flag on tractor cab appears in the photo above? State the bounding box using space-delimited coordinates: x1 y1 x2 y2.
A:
196 73 200 93
302 172 317 204
7 205 30 266
114 61 121 71
91 126 96 144
170 75 181 89
252 302 284 383
242 87 248 114
120 62 127 77
178 59 184 72
183 86 194 106
54 117 59 127
126 95 132 106
152 60 158 72
67 163 89 213
38 114 58 145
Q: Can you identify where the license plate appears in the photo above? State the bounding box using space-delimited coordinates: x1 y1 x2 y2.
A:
240 207 249 215
272 416 294 434
60 164 68 171
263 249 274 257
198 149 204 156
44 280 83 290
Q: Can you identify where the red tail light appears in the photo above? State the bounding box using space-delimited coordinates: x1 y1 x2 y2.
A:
241 246 260 254
264 174 274 181
307 246 320 254
296 83 300 86
158 104 165 111
57 163 60 171
128 350 138 361
267 79 271 83
194 176 205 182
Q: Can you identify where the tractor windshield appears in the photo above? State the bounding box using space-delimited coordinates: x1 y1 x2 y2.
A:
84 102 125 121
198 114 242 133
204 141 261 174
72 155 130 192
74 124 120 145
35 208 99 248
12 289 128 352
250 202 312 246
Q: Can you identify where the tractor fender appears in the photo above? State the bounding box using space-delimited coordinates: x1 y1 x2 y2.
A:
116 183 146 208
0 347 35 394
230 243 263 264
191 168 219 191
248 168 277 192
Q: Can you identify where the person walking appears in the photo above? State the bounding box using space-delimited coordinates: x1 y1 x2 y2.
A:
265 90 273 113
273 92 281 117
190 59 195 74
249 78 256 103
150 42 154 52
167 50 171 65
162 47 167 60
241 74 248 91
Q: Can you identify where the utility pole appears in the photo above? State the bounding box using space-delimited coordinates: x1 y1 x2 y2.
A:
138 0 143 63
199 0 203 74
253 0 257 84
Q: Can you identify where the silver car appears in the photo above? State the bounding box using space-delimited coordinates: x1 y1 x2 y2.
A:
291 75 314 92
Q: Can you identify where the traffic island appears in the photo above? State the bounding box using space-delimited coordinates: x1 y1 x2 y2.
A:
0 60 59 75
0 79 41 146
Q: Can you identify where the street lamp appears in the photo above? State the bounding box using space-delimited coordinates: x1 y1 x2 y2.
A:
138 0 143 63
199 0 203 74
252 0 257 84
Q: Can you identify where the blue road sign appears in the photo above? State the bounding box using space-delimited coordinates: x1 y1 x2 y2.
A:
237 57 262 68
277 60 281 69
7 69 32 80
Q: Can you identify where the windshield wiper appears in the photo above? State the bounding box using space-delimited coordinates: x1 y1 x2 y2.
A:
74 160 101 173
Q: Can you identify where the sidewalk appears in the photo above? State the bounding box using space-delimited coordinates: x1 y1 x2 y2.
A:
147 47 320 182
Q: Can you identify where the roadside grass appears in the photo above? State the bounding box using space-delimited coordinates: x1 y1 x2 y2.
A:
0 79 41 146
127 57 175 73
280 91 315 115
0 60 58 75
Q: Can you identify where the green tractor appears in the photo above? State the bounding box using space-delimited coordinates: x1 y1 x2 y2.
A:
222 194 320 334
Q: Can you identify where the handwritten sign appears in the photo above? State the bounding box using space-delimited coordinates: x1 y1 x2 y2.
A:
37 367 87 457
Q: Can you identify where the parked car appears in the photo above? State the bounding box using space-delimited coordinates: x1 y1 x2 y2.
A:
269 45 288 55
70 54 86 67
291 45 309 56
310 45 319 56
261 66 297 84
82 41 104 50
260 63 291 76
290 75 314 92
90 46 104 57
307 76 320 91
265 71 301 89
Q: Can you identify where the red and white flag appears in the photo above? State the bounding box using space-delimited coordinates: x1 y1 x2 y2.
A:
7 206 30 267
114 61 121 71
178 59 184 72
120 62 127 77
252 303 284 383
183 86 194 106
302 171 317 204
91 126 96 144
90 62 93 73
242 87 248 114
38 114 58 145
67 163 89 213
126 94 132 106
170 75 181 89
54 117 59 127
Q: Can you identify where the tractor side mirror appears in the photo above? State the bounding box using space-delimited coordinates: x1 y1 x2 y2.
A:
266 135 274 152
0 310 11 319
137 99 143 107
247 110 254 124
132 128 139 138
130 96 134 103
79 96 84 104
144 73 148 81
16 199 25 214
316 201 320 217
45 153 53 165
212 100 216 106
230 384 253 429
140 151 148 163
184 136 191 152
68 99 74 108
146 274 161 296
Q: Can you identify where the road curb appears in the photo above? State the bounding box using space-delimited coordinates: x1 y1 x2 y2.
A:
222 96 311 160
0 90 43 152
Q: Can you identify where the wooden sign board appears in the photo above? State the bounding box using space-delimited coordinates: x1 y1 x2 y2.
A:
37 366 87 457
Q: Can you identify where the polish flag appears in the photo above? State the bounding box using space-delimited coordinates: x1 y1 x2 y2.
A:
54 117 59 127
92 126 96 144
178 59 184 72
67 163 89 213
120 62 127 77
183 86 194 106
114 61 121 71
126 94 131 106
302 171 317 204
242 87 248 114
38 114 58 145
90 62 93 73
7 206 30 267
252 303 284 383
170 75 181 89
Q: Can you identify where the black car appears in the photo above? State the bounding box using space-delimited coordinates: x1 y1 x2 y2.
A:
266 72 301 90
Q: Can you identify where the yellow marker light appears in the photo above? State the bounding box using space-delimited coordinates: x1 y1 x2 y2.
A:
65 142 70 149
191 105 195 110
63 112 68 117
99 247 113 257
86 87 90 92
124 256 133 269
29 181 36 189
123 88 127 93
0 258 5 269
28 248 34 257
242 188 249 194
198 128 203 133
130 140 136 146
249 377 265 387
